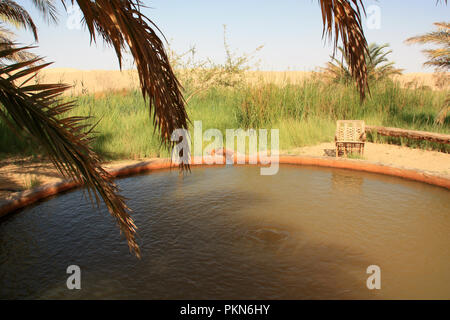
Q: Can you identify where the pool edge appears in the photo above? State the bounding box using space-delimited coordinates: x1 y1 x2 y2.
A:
1 155 449 218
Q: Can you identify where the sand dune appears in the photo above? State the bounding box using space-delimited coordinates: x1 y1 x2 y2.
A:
36 68 140 96
37 68 448 96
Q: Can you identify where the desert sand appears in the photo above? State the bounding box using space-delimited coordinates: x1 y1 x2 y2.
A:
37 68 449 96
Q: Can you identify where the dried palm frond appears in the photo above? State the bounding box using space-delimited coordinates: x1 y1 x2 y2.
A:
0 46 140 257
0 0 190 257
64 0 189 147
318 0 369 100
0 25 37 62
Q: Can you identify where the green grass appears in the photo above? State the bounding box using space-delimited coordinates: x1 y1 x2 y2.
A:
346 153 366 160
1 79 449 159
23 174 42 190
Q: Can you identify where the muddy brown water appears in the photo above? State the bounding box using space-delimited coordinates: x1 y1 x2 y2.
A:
0 165 449 299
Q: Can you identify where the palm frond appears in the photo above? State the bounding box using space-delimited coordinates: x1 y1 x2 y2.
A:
323 42 402 83
0 46 140 257
0 0 38 40
0 26 37 62
31 0 58 24
64 0 189 148
406 22 450 46
406 22 450 71
319 0 369 100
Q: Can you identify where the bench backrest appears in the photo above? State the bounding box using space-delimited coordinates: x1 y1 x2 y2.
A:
336 120 365 142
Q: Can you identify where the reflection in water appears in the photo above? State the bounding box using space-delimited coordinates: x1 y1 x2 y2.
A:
331 170 364 192
0 165 449 299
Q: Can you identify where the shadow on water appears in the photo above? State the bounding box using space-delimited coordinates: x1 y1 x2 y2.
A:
331 170 364 192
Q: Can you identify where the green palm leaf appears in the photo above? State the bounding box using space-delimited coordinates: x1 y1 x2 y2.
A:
323 43 403 83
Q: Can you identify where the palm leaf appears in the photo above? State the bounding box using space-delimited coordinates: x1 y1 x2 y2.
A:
0 25 37 62
0 0 38 40
318 0 369 100
64 0 189 147
0 46 141 257
323 42 402 83
31 0 58 24
406 22 450 71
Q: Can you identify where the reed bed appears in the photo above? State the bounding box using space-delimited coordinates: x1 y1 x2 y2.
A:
1 79 449 159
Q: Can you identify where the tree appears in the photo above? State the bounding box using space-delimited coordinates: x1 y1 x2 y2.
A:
406 21 450 124
0 1 447 257
324 43 403 83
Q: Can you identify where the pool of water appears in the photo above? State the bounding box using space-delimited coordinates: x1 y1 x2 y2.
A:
0 165 449 299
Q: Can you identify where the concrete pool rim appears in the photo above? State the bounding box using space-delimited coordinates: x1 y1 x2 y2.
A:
1 155 449 219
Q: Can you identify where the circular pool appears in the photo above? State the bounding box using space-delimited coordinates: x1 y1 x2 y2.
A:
0 165 449 299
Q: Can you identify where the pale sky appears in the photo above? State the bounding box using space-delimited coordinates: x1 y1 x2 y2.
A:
13 0 450 73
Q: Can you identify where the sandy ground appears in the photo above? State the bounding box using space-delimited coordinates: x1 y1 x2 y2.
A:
1 142 449 203
283 142 450 176
0 157 151 201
